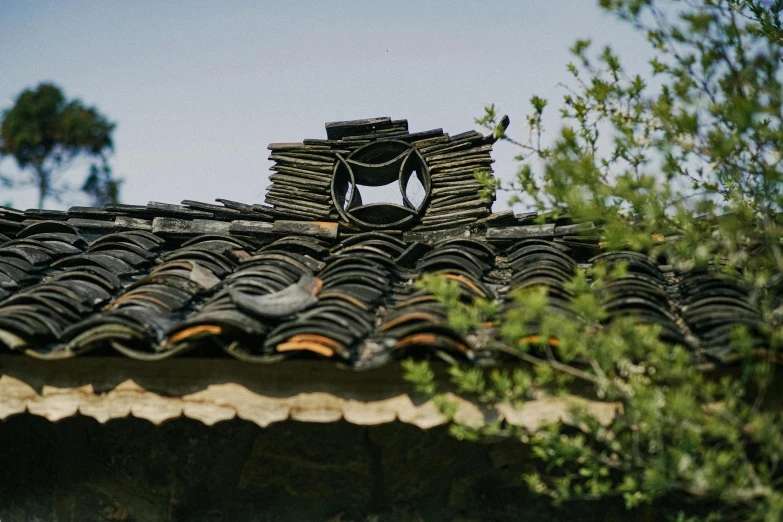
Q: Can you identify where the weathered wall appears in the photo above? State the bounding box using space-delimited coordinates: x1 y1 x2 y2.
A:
0 415 653 522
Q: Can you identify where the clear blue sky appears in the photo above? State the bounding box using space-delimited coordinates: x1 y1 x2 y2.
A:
0 1 651 211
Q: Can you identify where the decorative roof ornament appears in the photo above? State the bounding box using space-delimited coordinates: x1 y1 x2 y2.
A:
265 117 504 231
331 140 430 230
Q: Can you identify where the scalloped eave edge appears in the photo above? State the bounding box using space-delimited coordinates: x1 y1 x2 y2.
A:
0 375 621 431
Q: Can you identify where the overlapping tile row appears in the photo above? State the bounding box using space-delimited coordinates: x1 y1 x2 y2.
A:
164 232 398 365
591 251 687 346
164 235 329 361
0 205 26 238
0 207 773 366
1 200 339 244
375 237 497 364
265 233 398 363
499 241 702 357
500 239 581 349
677 267 765 360
0 221 88 300
62 234 252 359
0 221 164 357
499 241 767 361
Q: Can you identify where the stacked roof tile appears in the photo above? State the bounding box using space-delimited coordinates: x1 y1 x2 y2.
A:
266 117 494 230
0 118 767 368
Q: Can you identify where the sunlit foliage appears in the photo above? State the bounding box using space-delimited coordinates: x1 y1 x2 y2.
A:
405 2 783 519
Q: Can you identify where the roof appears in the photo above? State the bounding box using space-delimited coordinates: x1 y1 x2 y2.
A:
0 117 765 428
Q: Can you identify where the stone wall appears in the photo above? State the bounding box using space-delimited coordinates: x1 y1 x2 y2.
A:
0 415 674 521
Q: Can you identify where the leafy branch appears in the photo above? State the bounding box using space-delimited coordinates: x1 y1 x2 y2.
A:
411 2 783 519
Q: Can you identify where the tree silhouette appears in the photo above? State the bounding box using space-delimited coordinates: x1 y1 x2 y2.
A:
0 83 121 208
